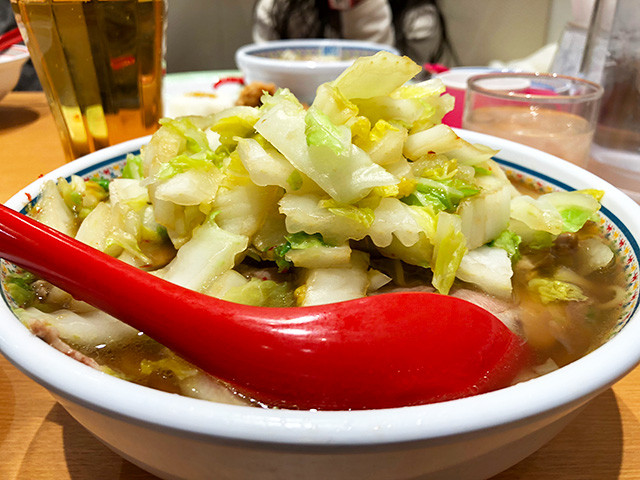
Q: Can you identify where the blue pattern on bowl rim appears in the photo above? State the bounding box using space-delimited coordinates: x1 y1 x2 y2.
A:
1 152 639 340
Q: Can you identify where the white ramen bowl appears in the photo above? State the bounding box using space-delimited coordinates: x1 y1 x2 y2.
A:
235 39 399 105
1 131 639 480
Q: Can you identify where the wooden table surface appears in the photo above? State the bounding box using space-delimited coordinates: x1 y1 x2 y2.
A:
2 91 640 480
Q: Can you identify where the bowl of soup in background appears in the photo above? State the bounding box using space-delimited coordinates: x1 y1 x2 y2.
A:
235 39 399 105
0 131 639 480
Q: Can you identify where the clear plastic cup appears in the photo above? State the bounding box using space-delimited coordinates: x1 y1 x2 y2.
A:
463 72 603 167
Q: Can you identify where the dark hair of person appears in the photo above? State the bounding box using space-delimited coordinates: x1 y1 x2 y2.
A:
267 0 342 40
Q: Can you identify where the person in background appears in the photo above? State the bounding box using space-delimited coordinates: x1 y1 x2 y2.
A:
0 0 40 90
252 0 457 67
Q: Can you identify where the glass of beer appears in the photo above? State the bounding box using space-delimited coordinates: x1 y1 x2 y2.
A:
11 0 166 161
463 72 603 167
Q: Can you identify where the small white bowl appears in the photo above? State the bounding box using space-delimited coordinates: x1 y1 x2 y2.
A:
0 44 29 101
1 132 640 480
235 39 399 104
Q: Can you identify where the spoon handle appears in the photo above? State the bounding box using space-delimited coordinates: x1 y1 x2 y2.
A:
0 204 226 343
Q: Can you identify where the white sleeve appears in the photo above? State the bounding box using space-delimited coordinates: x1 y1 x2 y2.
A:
340 0 394 46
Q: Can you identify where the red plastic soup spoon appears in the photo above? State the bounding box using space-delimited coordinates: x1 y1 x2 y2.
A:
0 204 530 410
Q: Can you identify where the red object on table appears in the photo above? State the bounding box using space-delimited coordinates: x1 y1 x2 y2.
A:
213 76 245 89
424 63 449 75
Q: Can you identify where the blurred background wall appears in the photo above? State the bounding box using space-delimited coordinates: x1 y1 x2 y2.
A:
164 0 574 73
166 0 254 73
440 0 572 66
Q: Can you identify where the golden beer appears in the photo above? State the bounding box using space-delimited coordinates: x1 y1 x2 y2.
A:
11 0 165 160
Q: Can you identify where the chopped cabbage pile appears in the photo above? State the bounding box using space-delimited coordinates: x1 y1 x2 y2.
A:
30 51 606 306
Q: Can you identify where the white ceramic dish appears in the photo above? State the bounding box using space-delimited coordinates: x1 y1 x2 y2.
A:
0 44 29 101
235 39 399 104
162 70 244 118
1 131 639 480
